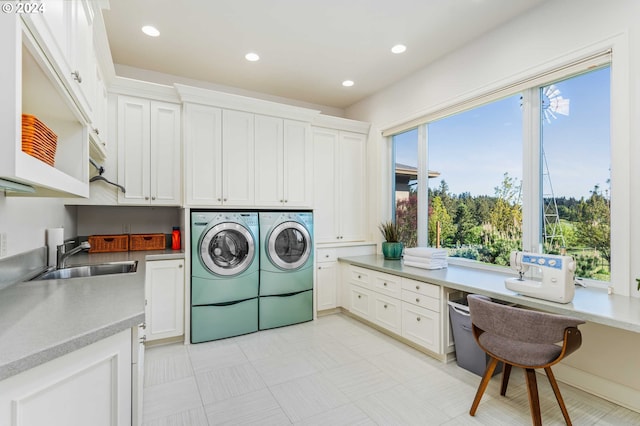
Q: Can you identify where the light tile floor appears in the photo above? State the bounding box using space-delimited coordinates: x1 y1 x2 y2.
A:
142 314 640 425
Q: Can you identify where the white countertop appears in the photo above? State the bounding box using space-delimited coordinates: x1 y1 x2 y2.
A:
0 249 183 380
339 255 640 334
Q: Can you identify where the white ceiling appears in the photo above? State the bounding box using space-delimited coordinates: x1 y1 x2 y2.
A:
103 0 547 110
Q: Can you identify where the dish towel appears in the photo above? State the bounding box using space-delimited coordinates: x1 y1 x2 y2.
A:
403 247 448 269
404 247 447 259
403 260 447 270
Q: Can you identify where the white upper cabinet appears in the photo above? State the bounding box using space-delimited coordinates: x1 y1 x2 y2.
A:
0 12 89 197
183 105 254 207
222 110 255 206
184 103 223 206
178 84 319 208
255 116 312 207
313 123 368 243
89 59 108 160
23 0 96 122
117 96 181 205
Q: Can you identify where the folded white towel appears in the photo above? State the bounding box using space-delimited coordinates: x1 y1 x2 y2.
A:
404 247 447 259
403 254 448 264
403 260 447 270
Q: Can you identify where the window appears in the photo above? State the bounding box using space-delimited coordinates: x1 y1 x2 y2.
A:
392 129 418 247
540 67 611 281
390 64 611 283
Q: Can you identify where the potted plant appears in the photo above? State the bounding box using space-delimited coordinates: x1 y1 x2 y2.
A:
379 221 403 260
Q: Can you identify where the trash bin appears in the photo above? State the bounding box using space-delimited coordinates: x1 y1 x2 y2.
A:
448 296 502 377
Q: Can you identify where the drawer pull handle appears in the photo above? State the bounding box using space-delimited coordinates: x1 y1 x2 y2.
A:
358 295 361 299
383 304 388 309
358 275 361 279
416 285 420 290
416 298 420 303
417 317 421 322
318 266 322 270
383 282 387 286
325 254 329 258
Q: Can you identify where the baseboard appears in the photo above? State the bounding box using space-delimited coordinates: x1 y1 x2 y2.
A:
553 363 640 413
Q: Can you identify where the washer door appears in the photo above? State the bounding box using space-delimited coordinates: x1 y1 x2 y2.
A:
200 222 255 276
267 221 311 270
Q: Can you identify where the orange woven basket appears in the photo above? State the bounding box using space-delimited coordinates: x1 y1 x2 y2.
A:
130 234 166 251
22 114 57 166
88 235 129 253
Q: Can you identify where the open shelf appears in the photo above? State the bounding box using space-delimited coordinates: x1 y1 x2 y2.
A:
0 22 89 197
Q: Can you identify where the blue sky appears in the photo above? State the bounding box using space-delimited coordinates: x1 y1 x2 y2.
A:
394 67 611 199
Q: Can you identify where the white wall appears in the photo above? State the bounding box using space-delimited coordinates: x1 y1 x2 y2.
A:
0 195 76 258
345 0 640 410
76 206 180 236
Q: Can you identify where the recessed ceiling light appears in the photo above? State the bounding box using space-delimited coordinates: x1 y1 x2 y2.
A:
342 80 354 87
391 44 407 54
141 25 160 37
245 52 260 62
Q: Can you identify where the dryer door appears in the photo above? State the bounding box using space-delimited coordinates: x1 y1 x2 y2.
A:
200 223 255 276
267 221 312 270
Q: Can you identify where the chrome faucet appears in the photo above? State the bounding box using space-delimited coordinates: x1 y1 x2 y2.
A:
57 241 91 269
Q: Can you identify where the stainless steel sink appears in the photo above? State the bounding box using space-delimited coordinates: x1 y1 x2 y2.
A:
32 261 138 281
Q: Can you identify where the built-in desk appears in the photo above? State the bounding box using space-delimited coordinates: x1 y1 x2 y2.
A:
338 254 640 413
339 255 640 333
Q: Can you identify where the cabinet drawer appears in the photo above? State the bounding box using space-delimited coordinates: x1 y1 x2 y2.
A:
401 302 441 353
317 248 337 262
402 278 439 299
372 271 401 297
349 284 371 319
371 293 401 334
401 289 439 312
349 266 371 286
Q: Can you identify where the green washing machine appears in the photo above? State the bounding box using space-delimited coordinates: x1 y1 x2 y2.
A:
258 211 314 329
191 211 259 343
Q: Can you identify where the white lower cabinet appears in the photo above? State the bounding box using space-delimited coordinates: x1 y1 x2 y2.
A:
0 329 132 426
145 259 185 341
349 284 371 320
345 264 445 357
371 292 402 334
316 260 338 311
401 302 441 353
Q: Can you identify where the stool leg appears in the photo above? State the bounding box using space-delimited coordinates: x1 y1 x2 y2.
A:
501 363 512 396
524 368 542 426
545 367 572 426
470 356 499 416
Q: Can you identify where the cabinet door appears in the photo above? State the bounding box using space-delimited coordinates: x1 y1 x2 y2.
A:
371 292 402 334
0 330 132 426
283 120 312 207
402 302 441 353
89 60 108 155
222 110 255 205
118 96 150 204
184 103 223 206
349 284 371 320
316 261 337 311
312 128 340 243
145 259 185 341
254 114 284 206
150 101 181 205
338 131 366 242
70 0 95 117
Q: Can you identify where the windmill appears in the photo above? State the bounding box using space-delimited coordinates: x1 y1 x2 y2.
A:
541 84 570 250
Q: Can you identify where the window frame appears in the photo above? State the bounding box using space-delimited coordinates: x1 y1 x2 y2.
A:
387 42 631 296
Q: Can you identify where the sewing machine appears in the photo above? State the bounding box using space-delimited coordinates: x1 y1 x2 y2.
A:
505 251 576 304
